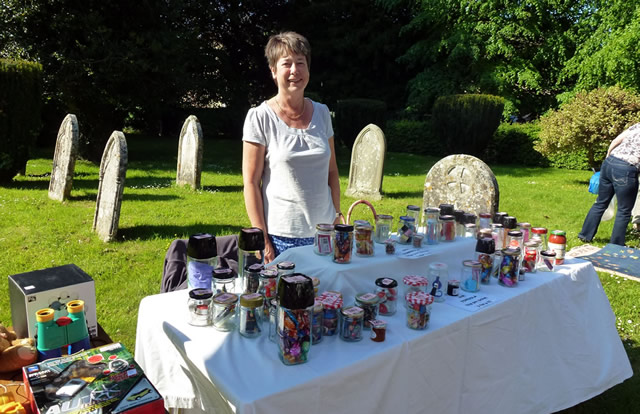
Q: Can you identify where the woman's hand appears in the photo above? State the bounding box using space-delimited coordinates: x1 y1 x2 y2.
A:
263 238 276 264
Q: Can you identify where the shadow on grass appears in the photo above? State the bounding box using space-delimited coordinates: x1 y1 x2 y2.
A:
116 223 244 241
381 190 424 199
5 180 50 191
202 185 243 193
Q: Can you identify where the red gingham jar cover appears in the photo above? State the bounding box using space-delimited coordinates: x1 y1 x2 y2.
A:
405 291 434 305
318 292 344 309
402 275 429 287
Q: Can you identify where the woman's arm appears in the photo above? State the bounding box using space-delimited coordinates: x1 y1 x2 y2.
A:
327 136 342 224
242 141 276 263
607 131 628 157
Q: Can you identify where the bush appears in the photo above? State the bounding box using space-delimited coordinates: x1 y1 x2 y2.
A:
0 59 42 183
536 86 640 170
385 119 445 156
432 94 505 157
483 122 548 167
335 99 387 149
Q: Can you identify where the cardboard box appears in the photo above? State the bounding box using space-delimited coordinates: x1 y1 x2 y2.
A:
9 264 98 339
22 342 164 414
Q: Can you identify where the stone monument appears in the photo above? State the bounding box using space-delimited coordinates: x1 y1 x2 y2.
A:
48 114 79 201
344 124 386 201
93 131 128 242
176 115 203 189
422 154 499 217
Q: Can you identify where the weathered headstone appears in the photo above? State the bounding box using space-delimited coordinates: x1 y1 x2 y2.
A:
176 115 203 189
93 131 128 242
422 154 499 217
48 114 79 201
344 124 386 201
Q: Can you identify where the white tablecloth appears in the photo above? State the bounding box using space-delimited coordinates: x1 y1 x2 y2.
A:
135 239 632 414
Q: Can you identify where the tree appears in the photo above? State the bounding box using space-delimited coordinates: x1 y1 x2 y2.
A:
536 86 640 169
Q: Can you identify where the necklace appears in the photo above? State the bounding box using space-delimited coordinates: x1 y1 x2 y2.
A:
275 97 305 121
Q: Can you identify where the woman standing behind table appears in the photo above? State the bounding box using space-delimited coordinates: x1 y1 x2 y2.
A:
579 123 640 246
243 32 341 264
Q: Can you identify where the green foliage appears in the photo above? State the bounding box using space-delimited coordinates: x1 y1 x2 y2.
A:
536 86 640 169
0 58 42 183
484 122 548 167
432 94 505 157
335 99 387 149
385 118 444 156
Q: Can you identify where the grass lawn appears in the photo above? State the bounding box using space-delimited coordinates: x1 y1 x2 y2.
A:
0 134 637 412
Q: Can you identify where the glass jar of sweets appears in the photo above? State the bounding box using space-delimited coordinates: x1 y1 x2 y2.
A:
314 223 334 255
277 274 314 365
397 216 416 244
212 292 238 332
340 306 364 342
276 261 295 294
312 298 324 345
355 292 380 329
259 268 278 317
439 215 456 242
428 262 449 302
539 250 557 272
317 291 343 336
375 277 398 316
212 267 236 294
402 275 429 301
239 293 264 338
548 230 567 265
406 291 433 330
498 247 521 287
188 289 213 326
460 260 481 292
517 222 531 242
333 224 354 263
355 222 374 257
523 241 539 273
475 237 495 285
423 207 440 245
374 214 393 243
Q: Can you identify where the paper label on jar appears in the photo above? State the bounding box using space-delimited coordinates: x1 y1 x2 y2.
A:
548 242 566 260
343 306 363 316
359 293 377 301
382 278 394 286
317 234 332 254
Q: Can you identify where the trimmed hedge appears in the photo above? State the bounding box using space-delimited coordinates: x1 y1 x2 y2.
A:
385 119 445 156
0 59 42 183
335 99 387 149
432 94 504 157
483 122 548 167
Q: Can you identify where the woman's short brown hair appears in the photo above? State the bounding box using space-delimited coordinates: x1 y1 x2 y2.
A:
265 32 311 70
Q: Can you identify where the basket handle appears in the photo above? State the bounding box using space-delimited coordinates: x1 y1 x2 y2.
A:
345 199 378 225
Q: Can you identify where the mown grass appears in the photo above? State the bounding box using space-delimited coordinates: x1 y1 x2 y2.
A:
0 134 637 412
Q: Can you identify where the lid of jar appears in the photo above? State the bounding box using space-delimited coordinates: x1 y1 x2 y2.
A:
462 259 482 268
429 262 448 272
375 277 398 288
438 204 454 216
475 237 496 253
334 224 354 232
355 223 373 231
453 209 465 222
376 214 393 220
502 246 521 256
406 291 434 306
493 212 508 223
341 306 364 318
403 275 429 287
213 292 238 305
424 207 440 214
369 319 387 329
479 213 492 219
187 233 217 259
276 261 295 271
406 204 420 212
316 223 334 231
238 227 265 251
399 215 416 222
319 290 343 299
353 219 371 227
491 223 503 229
478 229 493 239
356 292 380 305
463 213 477 224
313 298 324 312
240 292 264 307
189 288 213 300
259 268 278 279
508 230 523 237
503 216 517 229
277 273 315 309
318 292 343 309
439 214 455 221
532 227 548 234
245 263 265 274
517 222 531 228
540 250 557 257
213 267 235 280
551 230 566 237
465 223 477 229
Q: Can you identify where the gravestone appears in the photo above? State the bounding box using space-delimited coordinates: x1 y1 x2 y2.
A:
93 131 128 242
48 114 79 201
344 124 386 201
176 115 203 189
422 154 499 217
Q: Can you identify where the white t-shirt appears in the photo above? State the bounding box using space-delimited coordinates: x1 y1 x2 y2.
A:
242 100 336 238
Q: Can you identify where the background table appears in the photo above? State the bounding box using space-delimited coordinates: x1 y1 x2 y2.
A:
135 238 632 414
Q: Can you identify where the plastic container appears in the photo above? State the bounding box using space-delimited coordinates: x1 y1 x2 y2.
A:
355 222 374 256
498 247 521 287
339 306 364 342
428 262 448 302
239 293 264 338
187 289 213 326
355 292 380 329
211 292 238 332
314 223 334 255
460 260 482 292
374 214 393 243
317 291 343 336
212 267 236 294
406 291 433 330
186 233 218 290
397 216 416 245
375 277 398 316
475 237 495 285
277 273 315 365
333 224 354 263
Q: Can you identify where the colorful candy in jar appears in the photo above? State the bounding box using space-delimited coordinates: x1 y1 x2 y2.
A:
354 292 380 329
375 277 398 316
340 306 364 342
317 291 343 336
355 222 374 256
277 274 315 365
405 291 433 330
333 224 354 263
498 247 521 287
475 237 495 284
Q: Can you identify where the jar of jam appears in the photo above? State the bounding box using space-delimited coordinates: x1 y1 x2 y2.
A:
375 277 398 316
355 222 374 256
354 292 380 329
370 319 387 342
439 215 456 242
340 306 364 342
397 216 416 244
374 214 394 243
548 230 567 265
317 291 343 336
314 223 334 255
188 288 213 326
333 224 354 263
406 291 433 330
